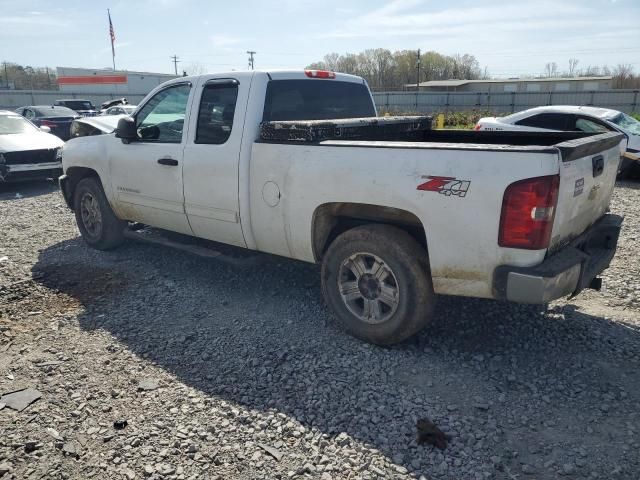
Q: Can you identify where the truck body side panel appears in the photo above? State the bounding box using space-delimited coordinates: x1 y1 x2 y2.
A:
250 141 560 299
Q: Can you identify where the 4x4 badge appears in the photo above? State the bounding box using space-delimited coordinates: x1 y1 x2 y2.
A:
417 176 471 198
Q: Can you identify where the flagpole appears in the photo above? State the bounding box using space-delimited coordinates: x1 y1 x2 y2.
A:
108 9 116 71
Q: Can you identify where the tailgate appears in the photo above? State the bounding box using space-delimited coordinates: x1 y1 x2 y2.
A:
550 132 624 251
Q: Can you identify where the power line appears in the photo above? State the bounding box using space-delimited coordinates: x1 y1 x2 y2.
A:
170 55 180 75
247 51 256 70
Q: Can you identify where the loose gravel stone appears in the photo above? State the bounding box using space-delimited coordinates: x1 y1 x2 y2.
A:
0 180 639 479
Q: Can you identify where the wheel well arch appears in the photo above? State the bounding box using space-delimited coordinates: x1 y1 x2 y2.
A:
64 167 101 209
311 202 429 262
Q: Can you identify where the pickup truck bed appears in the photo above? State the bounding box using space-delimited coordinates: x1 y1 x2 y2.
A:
261 120 602 147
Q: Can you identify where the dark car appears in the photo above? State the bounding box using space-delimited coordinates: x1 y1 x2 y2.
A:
100 97 128 112
15 105 80 140
54 99 98 117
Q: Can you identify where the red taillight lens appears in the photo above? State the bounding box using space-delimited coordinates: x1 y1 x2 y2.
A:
474 123 481 131
304 69 336 79
40 120 56 127
498 175 559 250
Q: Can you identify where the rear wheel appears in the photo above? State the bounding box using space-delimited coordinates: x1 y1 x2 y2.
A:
321 224 435 345
73 177 126 250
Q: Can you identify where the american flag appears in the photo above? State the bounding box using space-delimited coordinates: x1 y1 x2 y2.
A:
108 9 115 58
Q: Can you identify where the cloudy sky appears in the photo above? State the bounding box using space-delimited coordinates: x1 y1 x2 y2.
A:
0 0 638 78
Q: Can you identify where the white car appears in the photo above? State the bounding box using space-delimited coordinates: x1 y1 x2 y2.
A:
0 110 64 182
102 105 137 116
70 114 125 138
476 106 640 175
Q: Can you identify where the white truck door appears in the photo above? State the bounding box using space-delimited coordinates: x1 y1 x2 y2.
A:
181 78 247 248
108 82 193 235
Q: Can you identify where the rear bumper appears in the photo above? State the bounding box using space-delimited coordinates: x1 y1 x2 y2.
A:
493 214 623 304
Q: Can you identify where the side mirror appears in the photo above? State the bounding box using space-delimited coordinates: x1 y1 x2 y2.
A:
115 116 137 142
40 125 51 133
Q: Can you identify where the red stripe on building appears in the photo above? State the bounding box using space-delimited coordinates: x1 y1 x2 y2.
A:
57 75 128 85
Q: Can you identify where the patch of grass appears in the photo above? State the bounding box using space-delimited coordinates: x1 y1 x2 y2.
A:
631 113 640 121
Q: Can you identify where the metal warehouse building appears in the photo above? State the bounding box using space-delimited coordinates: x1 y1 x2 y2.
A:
56 67 179 95
407 76 613 93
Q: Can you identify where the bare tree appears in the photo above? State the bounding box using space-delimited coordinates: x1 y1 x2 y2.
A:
568 58 579 77
185 63 207 75
582 65 601 76
544 62 558 78
322 53 340 71
612 64 637 88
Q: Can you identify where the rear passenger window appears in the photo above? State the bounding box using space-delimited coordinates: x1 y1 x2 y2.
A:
573 117 610 133
195 81 238 144
516 113 570 130
262 80 376 122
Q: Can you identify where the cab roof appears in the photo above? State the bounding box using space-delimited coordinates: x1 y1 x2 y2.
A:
166 70 366 86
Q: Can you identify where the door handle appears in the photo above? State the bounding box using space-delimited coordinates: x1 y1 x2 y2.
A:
157 158 178 166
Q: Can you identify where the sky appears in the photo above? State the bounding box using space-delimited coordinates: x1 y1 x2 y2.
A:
0 0 639 78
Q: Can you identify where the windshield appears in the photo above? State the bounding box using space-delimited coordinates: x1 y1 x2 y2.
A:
61 101 94 110
0 115 38 134
262 80 376 121
610 113 640 135
35 106 78 117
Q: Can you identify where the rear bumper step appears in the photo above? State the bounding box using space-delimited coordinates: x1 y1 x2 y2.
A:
493 214 623 304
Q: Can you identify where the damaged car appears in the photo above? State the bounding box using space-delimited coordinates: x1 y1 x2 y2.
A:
69 114 124 138
0 110 63 182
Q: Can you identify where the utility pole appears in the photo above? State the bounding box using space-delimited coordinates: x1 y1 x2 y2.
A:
416 48 421 91
171 55 180 75
2 62 8 89
247 51 256 70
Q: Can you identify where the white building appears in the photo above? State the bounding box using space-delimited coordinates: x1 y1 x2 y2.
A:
56 67 179 95
406 76 613 93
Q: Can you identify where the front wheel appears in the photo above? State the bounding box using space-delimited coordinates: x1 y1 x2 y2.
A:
321 224 435 345
73 177 126 250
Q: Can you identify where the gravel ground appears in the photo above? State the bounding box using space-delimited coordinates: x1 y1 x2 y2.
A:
0 180 639 480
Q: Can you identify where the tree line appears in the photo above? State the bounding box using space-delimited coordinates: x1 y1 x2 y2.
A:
1 62 58 90
2 54 638 91
544 59 639 88
307 49 483 90
307 49 640 90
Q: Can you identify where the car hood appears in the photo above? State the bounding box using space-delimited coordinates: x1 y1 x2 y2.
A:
74 114 125 133
625 133 640 151
0 132 64 152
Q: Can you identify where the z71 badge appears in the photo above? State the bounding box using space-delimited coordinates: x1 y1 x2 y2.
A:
417 176 471 198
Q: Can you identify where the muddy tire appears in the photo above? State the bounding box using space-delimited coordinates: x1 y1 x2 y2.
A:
73 177 126 250
321 224 435 345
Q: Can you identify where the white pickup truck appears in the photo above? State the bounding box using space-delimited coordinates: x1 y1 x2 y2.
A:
59 70 624 345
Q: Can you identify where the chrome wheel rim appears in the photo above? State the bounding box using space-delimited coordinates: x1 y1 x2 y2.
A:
338 252 400 324
80 192 102 238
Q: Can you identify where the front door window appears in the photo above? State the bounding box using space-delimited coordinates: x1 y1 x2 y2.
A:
135 84 191 143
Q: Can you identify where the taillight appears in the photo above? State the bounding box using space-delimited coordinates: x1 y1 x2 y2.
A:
304 69 336 79
40 120 56 128
498 175 559 250
474 123 481 131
